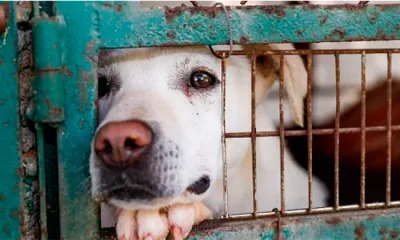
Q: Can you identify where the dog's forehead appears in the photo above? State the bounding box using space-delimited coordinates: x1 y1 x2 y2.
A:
103 46 217 67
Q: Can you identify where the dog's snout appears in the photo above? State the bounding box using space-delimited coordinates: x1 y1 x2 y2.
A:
94 120 153 167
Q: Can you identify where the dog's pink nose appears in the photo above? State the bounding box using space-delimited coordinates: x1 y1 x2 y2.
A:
94 120 153 167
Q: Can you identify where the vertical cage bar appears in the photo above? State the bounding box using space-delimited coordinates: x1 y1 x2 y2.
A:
279 54 286 213
221 54 229 218
251 54 258 216
334 53 341 210
386 51 392 206
360 51 366 208
307 52 313 212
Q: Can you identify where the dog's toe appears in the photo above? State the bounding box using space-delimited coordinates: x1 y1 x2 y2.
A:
115 202 211 240
115 209 137 240
168 202 212 239
136 209 169 240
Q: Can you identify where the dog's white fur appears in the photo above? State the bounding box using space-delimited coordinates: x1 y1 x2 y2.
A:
91 1 328 239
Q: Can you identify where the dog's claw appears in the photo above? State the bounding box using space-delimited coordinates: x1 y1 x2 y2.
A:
170 225 184 240
116 202 211 240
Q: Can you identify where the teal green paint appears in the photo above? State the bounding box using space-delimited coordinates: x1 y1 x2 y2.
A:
53 2 100 239
96 4 400 48
0 2 22 239
30 17 65 123
30 2 400 239
185 209 400 240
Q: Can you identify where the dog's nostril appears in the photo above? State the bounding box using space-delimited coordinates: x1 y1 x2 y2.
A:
124 137 139 151
104 140 112 154
187 175 210 195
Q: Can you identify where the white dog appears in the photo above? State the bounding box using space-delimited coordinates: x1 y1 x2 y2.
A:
90 2 328 240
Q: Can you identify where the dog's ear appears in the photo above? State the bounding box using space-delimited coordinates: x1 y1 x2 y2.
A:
244 43 307 127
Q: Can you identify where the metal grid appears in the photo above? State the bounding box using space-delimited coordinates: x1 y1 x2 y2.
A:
217 48 400 220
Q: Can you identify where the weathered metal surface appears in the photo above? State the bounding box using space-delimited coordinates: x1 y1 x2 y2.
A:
100 208 400 239
0 3 8 33
0 2 22 239
17 1 41 239
52 2 100 239
29 17 65 123
31 1 400 239
96 3 400 48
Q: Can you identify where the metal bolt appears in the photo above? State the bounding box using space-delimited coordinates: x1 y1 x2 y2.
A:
0 3 10 33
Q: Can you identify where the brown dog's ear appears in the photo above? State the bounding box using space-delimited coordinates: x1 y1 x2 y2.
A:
244 43 307 127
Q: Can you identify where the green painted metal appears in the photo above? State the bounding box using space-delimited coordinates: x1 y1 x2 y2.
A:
97 3 400 48
0 2 22 240
30 17 65 123
53 2 100 239
187 208 400 240
100 208 400 240
17 1 400 239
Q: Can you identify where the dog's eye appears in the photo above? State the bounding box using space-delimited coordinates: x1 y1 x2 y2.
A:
98 75 111 98
189 71 216 89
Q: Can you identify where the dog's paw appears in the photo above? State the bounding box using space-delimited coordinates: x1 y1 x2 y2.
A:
115 202 212 240
168 202 212 239
115 209 137 240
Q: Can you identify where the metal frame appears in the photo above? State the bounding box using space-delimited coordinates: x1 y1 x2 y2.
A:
1 1 400 239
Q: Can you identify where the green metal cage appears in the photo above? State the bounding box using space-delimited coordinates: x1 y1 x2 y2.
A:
0 1 399 239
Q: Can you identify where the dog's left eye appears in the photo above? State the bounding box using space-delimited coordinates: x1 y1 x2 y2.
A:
189 71 216 89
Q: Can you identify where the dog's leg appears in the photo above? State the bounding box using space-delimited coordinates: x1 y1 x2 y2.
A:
115 202 211 240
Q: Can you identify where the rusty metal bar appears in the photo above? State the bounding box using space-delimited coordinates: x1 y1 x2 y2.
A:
386 52 392 206
279 54 286 213
251 54 258 217
221 54 229 218
214 201 400 220
360 51 366 209
307 52 313 212
224 125 400 138
215 48 400 56
334 53 341 210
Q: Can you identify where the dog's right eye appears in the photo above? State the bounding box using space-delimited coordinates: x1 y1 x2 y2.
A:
98 75 111 98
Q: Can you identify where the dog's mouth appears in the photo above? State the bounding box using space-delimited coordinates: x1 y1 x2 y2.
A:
101 175 211 203
108 186 159 201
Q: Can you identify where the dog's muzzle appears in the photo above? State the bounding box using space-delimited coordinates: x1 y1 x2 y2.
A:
93 119 211 202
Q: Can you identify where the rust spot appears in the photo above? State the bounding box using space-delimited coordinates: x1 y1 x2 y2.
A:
188 6 220 18
167 31 176 39
296 30 304 37
165 6 183 24
36 68 62 74
0 194 4 201
0 58 3 66
379 227 387 236
355 223 365 240
64 69 72 77
325 28 346 41
239 36 248 44
258 5 286 18
390 231 399 238
10 208 19 219
165 6 223 24
326 217 341 225
102 3 122 12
